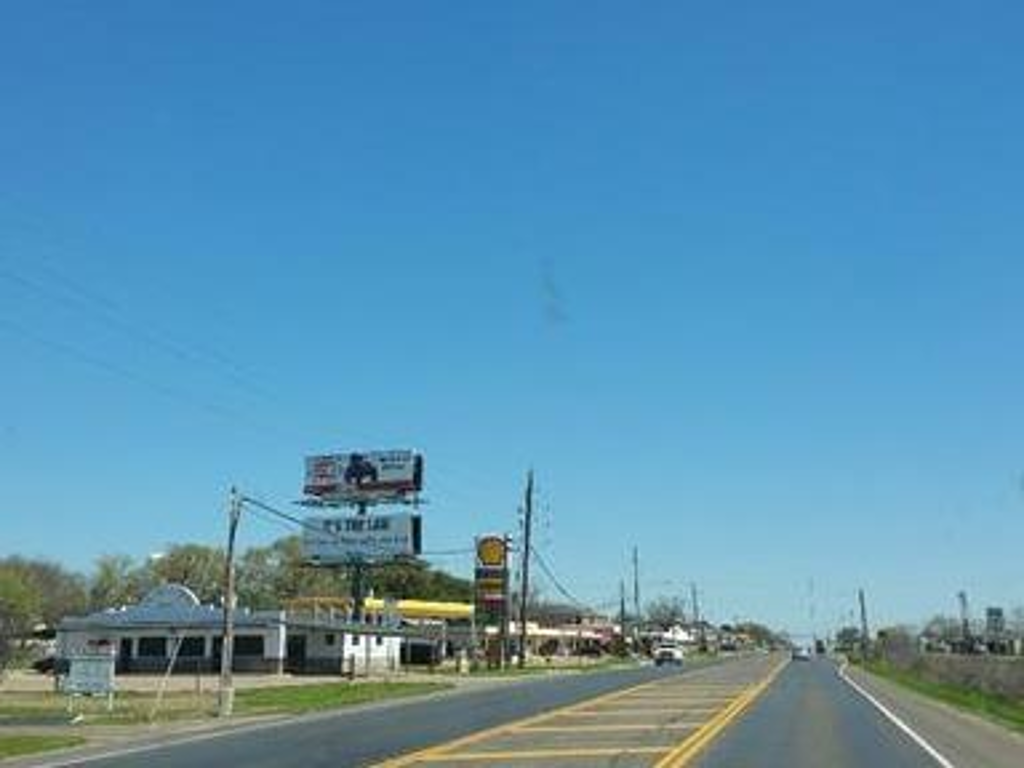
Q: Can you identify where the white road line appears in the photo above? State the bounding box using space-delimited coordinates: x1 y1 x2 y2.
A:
838 664 956 768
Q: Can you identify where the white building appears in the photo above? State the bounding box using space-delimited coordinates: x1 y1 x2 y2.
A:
57 584 401 676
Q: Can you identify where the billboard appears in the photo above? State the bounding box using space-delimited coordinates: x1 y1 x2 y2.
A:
304 451 423 502
302 512 422 564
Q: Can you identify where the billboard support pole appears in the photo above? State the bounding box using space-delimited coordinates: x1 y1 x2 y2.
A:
351 500 368 624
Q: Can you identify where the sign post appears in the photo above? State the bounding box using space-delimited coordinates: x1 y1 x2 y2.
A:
474 534 510 669
61 652 116 715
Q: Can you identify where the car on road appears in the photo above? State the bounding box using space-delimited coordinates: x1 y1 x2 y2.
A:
791 646 811 661
653 643 685 666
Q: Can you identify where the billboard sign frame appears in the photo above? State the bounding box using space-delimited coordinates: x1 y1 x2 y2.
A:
302 512 422 565
303 451 423 503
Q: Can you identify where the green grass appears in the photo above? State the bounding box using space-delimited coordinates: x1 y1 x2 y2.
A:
0 734 86 758
234 681 450 714
0 681 451 725
865 660 1024 733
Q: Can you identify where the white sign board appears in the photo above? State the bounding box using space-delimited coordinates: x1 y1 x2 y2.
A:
302 512 421 564
303 451 423 501
61 654 116 696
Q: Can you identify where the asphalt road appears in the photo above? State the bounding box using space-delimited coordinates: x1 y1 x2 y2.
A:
19 656 1021 767
693 657 944 768
24 665 673 768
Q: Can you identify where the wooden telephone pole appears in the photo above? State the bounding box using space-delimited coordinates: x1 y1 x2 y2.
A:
517 470 534 669
218 487 242 717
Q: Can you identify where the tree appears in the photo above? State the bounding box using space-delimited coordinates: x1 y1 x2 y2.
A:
372 558 472 602
922 615 960 645
89 554 155 610
145 543 226 604
835 626 861 652
876 625 916 666
734 621 784 648
645 596 687 629
0 557 87 626
0 567 40 671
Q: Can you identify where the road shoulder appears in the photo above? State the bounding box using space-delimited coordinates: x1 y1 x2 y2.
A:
843 663 1024 768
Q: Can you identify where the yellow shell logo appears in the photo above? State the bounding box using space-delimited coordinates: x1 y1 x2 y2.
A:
477 536 506 568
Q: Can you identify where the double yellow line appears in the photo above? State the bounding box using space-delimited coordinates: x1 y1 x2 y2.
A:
378 659 788 767
654 659 788 767
376 678 661 767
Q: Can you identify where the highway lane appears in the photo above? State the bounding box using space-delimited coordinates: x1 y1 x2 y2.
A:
22 665 676 768
380 652 784 767
693 657 945 768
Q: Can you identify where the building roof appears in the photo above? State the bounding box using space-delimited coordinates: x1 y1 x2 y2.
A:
59 584 283 631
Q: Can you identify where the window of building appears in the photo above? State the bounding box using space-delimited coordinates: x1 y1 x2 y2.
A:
234 635 265 656
178 636 206 657
138 637 167 657
325 633 336 647
351 634 361 646
375 635 383 646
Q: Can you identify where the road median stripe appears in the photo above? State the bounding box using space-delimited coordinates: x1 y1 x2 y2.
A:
414 745 670 762
517 722 702 732
653 659 788 768
550 709 716 718
374 677 666 767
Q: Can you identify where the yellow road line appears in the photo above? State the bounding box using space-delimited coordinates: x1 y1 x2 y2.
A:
517 723 702 732
609 698 734 706
552 707 720 717
415 746 670 762
646 684 744 689
646 683 742 690
374 677 667 767
653 660 789 768
585 708 720 716
620 694 738 700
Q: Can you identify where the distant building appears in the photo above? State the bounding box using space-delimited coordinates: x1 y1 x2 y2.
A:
986 607 1006 636
57 584 400 676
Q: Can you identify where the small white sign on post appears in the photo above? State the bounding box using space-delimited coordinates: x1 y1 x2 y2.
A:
61 653 116 713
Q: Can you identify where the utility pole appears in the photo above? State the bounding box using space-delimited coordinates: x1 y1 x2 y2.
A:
691 582 706 653
632 546 641 645
858 588 870 660
958 590 971 649
218 487 242 717
619 579 627 654
517 470 533 669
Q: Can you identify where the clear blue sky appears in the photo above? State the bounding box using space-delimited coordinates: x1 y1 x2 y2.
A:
3 1 1023 637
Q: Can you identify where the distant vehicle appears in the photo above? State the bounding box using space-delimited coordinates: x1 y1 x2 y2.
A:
653 643 684 666
791 646 811 661
32 656 56 674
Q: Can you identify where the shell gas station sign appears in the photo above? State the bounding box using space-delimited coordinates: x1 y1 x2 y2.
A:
474 535 509 620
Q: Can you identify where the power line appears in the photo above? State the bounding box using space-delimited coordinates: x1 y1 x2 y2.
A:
0 261 275 403
0 317 260 428
531 547 590 611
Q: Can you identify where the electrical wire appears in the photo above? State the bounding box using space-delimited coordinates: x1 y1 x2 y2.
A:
530 547 591 611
